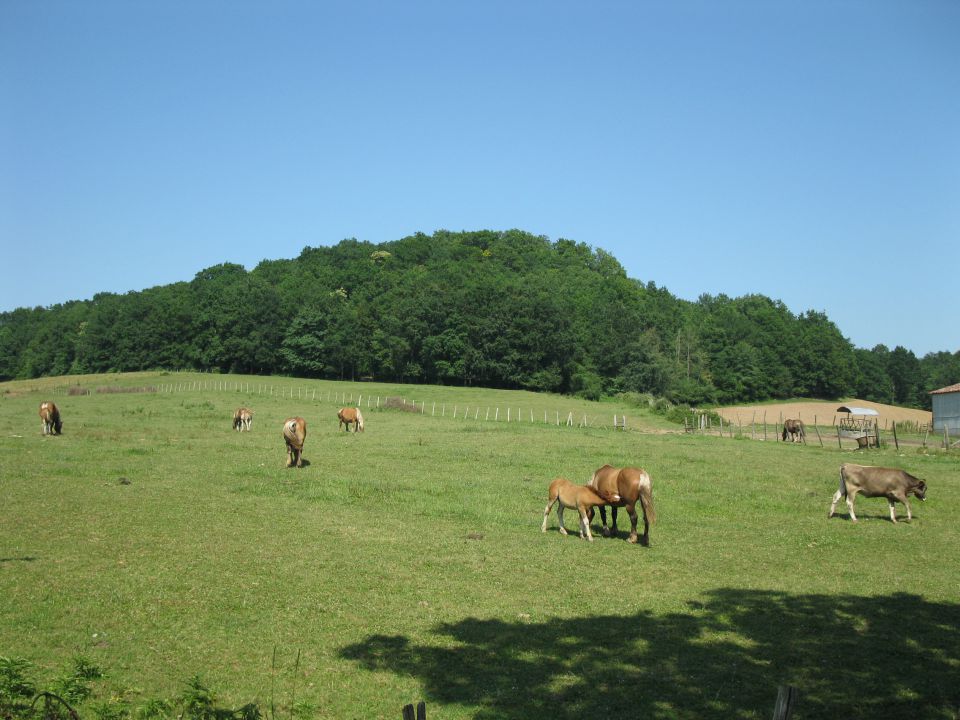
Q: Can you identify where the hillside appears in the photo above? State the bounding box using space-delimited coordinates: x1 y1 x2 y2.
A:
1 230 957 407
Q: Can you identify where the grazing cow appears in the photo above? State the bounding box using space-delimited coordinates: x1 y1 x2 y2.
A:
587 464 656 546
282 417 307 468
829 463 927 523
541 478 617 542
782 419 805 443
39 401 63 436
337 407 364 432
233 407 253 432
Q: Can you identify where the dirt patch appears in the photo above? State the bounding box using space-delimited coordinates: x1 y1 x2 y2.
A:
715 399 931 429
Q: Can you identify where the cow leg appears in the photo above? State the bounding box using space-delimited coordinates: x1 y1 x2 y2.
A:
557 506 568 535
829 489 844 518
846 492 858 522
902 497 912 522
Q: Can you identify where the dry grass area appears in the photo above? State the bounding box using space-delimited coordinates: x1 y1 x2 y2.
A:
715 399 932 428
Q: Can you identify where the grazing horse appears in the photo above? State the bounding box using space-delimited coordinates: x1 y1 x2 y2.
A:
587 464 656 546
233 407 253 432
541 478 616 541
337 407 364 432
782 419 805 443
39 401 63 436
282 417 307 468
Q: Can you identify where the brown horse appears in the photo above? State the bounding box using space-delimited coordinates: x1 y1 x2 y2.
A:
338 407 364 432
282 417 307 468
541 478 615 541
39 401 63 435
233 407 253 432
587 464 656 546
782 419 805 443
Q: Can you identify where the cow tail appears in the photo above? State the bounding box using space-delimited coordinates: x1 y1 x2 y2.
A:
838 466 848 498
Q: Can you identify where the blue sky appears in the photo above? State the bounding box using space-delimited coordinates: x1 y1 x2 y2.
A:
2 1 958 356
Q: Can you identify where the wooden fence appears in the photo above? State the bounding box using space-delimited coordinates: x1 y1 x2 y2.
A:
52 380 632 431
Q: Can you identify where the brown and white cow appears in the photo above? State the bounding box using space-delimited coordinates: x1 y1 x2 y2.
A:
233 407 253 432
282 417 307 468
829 463 927 523
39 401 63 436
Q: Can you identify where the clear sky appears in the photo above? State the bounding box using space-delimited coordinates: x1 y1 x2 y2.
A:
2 1 958 356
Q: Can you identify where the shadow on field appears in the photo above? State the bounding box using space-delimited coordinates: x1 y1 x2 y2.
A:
0 556 37 564
339 589 960 719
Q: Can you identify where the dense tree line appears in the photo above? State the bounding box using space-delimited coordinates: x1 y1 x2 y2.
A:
1 230 957 408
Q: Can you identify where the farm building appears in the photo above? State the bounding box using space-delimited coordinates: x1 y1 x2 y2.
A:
930 383 960 432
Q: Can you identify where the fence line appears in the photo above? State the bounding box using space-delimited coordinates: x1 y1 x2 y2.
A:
48 377 678 432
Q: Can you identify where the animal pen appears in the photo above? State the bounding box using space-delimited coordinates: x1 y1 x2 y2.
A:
835 405 880 449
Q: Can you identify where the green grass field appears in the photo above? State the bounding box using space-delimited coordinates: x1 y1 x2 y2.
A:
1 372 958 719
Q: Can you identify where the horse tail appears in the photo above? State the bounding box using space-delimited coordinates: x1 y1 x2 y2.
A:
356 408 364 432
638 478 656 525
799 420 806 439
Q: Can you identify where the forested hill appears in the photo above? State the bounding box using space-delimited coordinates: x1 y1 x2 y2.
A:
1 230 956 408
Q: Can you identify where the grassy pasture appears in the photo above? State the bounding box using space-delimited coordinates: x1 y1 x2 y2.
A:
1 372 958 719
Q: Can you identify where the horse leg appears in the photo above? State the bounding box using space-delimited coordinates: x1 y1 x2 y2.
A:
578 508 594 541
598 506 612 537
541 497 557 533
609 506 619 538
625 502 640 544
556 505 568 535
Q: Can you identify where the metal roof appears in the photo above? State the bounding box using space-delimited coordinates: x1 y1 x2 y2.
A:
836 405 880 416
930 383 960 395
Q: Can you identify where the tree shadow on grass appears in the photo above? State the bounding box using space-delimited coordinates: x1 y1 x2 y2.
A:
340 589 960 719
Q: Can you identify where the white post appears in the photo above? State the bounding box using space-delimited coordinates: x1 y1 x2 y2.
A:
358 395 362 407
507 408 511 422
495 408 499 421
485 408 490 421
442 404 445 417
474 407 479 419
432 402 435 416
